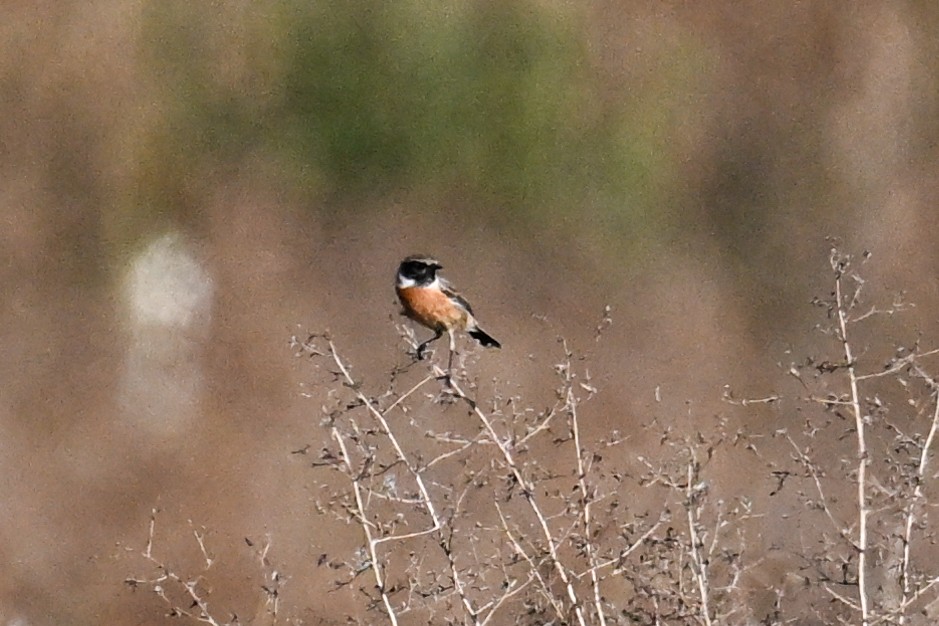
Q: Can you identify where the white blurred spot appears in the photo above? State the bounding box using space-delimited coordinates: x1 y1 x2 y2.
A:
119 232 214 437
126 232 213 329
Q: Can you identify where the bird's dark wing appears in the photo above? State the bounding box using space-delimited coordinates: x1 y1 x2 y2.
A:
441 280 474 315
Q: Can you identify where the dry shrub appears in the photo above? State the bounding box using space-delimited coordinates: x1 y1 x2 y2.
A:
128 249 939 625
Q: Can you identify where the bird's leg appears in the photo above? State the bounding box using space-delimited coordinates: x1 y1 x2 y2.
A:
416 328 443 360
447 329 456 373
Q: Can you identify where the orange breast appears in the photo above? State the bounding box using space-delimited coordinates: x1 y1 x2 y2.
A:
397 286 467 331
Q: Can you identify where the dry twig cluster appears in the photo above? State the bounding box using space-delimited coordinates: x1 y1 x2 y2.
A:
128 250 939 625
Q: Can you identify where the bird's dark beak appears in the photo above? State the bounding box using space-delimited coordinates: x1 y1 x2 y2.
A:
432 263 443 270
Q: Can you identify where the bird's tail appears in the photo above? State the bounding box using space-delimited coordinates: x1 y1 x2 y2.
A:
468 327 501 349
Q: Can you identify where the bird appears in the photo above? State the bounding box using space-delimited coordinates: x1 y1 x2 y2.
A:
395 255 500 368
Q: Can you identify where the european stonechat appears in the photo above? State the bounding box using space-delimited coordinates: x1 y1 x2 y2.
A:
395 256 500 365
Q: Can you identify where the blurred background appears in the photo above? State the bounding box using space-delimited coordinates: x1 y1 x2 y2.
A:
2 1 939 623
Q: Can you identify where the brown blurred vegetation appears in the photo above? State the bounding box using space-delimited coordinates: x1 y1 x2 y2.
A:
2 1 939 624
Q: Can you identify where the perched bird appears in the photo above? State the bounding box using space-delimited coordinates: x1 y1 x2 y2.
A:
395 255 500 367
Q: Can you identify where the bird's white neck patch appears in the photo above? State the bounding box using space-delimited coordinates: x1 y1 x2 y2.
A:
397 274 439 289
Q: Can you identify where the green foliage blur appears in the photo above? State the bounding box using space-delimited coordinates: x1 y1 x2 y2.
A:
136 1 683 238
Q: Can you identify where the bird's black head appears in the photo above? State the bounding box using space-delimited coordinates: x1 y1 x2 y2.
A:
397 256 442 287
